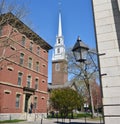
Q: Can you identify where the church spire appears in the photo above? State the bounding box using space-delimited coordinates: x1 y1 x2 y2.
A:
52 9 66 61
58 12 62 37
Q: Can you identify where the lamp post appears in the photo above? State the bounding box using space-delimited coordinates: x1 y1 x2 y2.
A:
72 36 95 118
72 36 89 62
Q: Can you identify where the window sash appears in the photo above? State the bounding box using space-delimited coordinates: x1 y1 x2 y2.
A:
37 47 40 55
36 62 39 72
20 53 24 65
29 42 33 51
16 94 20 108
18 73 22 85
28 58 32 68
27 76 31 88
35 79 38 89
21 36 25 46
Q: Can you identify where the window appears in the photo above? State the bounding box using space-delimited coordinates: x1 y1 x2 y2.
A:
27 75 31 88
7 67 13 71
35 78 39 90
42 64 46 67
34 97 37 109
42 79 45 83
43 50 46 53
4 90 11 94
16 94 20 108
21 36 26 46
13 28 17 33
37 47 40 55
36 62 39 72
18 72 23 85
55 63 60 71
29 42 33 51
58 38 60 44
57 48 60 53
20 53 24 65
10 45 16 50
28 58 32 69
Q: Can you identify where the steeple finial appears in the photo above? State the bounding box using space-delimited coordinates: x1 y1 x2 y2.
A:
58 1 61 12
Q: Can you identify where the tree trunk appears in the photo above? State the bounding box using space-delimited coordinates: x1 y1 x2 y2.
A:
89 83 95 118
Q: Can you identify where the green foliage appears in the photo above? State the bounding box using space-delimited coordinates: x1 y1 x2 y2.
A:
50 88 84 118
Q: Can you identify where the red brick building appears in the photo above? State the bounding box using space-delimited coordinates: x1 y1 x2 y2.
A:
0 13 52 120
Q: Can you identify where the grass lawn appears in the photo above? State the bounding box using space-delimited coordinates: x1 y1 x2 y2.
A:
47 112 92 119
0 119 25 123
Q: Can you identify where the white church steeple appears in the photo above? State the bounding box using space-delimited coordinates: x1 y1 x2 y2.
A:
52 11 66 61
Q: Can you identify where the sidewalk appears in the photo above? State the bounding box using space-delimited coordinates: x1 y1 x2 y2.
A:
2 118 103 124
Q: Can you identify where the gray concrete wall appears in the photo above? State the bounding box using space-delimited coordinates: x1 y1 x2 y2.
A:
92 0 120 123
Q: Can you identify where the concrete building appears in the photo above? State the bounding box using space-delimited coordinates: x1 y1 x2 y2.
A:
0 13 52 120
92 0 120 123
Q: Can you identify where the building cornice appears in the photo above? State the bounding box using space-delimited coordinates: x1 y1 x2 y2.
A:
0 12 52 51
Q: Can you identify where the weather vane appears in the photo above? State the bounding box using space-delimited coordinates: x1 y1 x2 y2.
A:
58 0 62 12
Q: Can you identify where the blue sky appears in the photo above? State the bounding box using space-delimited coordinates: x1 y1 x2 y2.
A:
8 0 96 83
28 0 96 83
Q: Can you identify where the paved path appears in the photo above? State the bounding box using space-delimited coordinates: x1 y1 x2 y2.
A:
2 118 103 124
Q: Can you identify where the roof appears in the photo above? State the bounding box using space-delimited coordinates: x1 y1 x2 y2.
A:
48 79 90 91
48 80 76 90
0 12 52 51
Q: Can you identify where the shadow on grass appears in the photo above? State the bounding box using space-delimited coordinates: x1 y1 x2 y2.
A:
54 122 103 124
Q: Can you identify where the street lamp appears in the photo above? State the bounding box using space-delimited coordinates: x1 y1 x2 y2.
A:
72 36 89 62
72 36 95 118
72 36 104 123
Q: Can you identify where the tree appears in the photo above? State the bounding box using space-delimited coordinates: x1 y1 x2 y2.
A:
66 47 99 117
50 88 84 118
0 0 30 70
91 80 102 112
0 0 29 19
